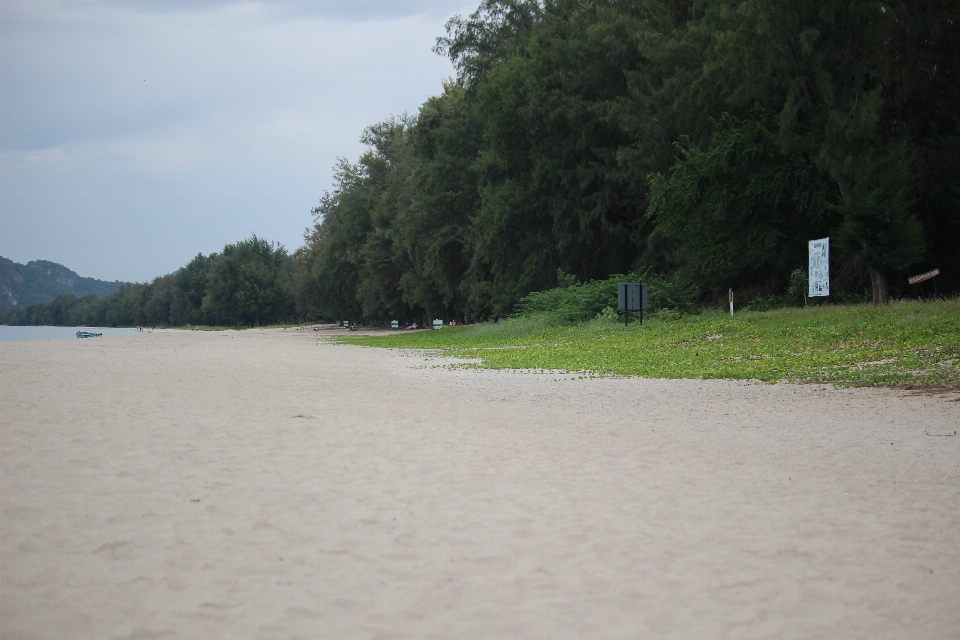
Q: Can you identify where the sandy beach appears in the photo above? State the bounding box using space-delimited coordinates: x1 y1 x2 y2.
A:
2 328 958 639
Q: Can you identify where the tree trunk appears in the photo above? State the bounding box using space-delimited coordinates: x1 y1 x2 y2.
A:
869 267 889 305
839 179 889 305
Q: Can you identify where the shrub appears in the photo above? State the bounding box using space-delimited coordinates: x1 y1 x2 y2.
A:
653 308 682 321
514 269 700 323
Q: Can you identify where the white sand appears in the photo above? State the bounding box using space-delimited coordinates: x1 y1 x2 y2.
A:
2 328 958 639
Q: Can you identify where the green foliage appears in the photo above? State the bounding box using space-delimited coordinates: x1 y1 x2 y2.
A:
435 0 542 87
1 237 294 328
645 271 701 316
513 275 618 323
291 0 957 320
342 298 960 388
652 308 682 322
786 269 808 308
556 270 578 289
170 254 211 325
695 0 958 301
398 85 482 318
595 306 619 322
202 236 294 326
511 270 700 324
833 144 926 274
462 0 676 309
647 112 836 291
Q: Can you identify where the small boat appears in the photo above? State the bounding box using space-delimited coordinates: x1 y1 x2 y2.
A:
76 331 103 338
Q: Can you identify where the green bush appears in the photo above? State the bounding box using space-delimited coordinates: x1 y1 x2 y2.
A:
645 271 700 315
595 306 619 322
786 268 808 307
514 269 700 324
653 308 682 321
743 294 780 312
513 271 621 323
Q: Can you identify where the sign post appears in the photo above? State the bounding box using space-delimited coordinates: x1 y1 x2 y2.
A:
618 282 648 326
808 237 830 297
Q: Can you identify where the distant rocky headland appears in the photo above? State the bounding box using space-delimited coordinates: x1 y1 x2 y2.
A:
0 257 124 308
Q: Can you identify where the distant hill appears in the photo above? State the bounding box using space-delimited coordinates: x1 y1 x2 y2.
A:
0 257 125 308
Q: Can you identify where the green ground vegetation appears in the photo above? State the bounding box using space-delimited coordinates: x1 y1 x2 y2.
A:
339 298 960 388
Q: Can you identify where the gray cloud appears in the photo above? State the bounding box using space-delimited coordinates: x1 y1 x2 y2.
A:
0 0 476 281
89 0 468 22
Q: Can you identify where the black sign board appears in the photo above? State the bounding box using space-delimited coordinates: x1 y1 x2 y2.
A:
618 282 647 326
618 282 647 311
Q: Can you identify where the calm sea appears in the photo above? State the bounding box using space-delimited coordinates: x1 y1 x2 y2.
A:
0 326 143 342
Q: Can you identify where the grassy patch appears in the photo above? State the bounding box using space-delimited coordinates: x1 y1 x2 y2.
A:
338 299 960 387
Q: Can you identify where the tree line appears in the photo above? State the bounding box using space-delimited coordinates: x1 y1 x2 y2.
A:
295 0 958 323
5 0 958 327
0 237 295 327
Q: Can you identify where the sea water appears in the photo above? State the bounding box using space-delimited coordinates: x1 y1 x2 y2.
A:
0 326 143 342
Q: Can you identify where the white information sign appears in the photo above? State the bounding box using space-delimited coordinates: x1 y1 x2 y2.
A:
808 237 829 297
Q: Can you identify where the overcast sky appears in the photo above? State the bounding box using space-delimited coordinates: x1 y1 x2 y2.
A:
0 0 475 282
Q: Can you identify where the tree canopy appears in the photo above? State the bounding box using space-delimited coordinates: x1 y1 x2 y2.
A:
294 0 958 319
1 237 295 328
